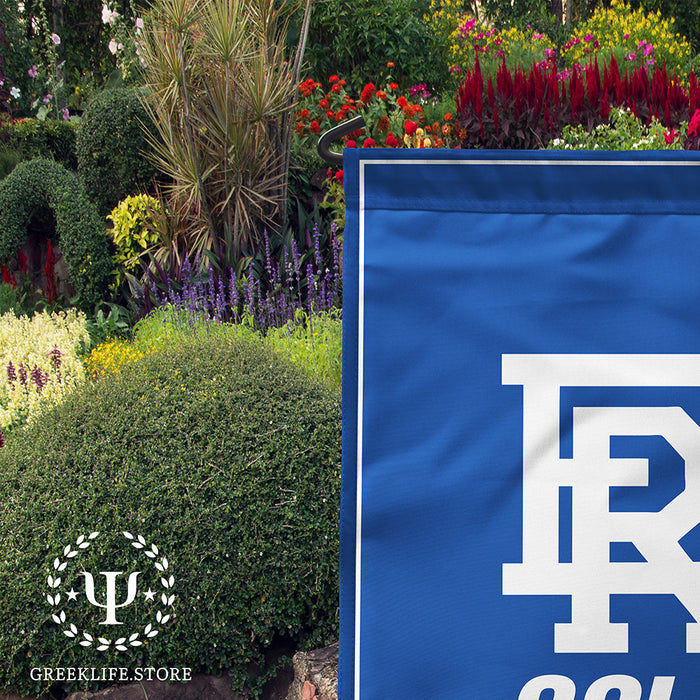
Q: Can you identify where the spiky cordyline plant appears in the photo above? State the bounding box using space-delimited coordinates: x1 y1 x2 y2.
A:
137 0 312 270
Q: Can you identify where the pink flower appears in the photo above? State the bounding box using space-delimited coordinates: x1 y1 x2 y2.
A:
51 33 60 45
664 128 678 144
61 107 70 120
27 65 38 78
42 93 52 103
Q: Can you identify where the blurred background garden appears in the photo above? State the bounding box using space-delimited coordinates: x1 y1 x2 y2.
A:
1 0 700 696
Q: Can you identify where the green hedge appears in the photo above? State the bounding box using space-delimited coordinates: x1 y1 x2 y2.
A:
0 332 341 697
1 118 78 172
0 157 113 311
76 88 157 216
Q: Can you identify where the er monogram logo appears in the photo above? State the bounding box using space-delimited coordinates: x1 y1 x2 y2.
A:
502 354 700 654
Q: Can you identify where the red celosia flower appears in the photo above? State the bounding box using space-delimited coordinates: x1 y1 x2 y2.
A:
44 239 58 304
345 139 357 148
329 75 339 83
386 132 400 147
664 128 678 144
363 137 376 148
335 170 344 184
310 120 321 133
2 264 15 289
17 249 28 274
404 120 417 136
688 109 700 138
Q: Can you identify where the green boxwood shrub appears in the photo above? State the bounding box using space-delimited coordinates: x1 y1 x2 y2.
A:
0 332 341 698
0 157 114 310
76 88 157 216
3 118 78 171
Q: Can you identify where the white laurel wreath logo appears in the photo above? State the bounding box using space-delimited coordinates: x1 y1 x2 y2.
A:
47 531 175 652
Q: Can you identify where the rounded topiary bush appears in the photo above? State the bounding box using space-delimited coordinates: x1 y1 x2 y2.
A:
76 88 157 216
4 117 78 170
0 157 114 310
0 332 341 697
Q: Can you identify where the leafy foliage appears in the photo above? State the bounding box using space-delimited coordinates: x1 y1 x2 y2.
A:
138 0 311 270
2 117 78 171
548 105 684 149
76 88 157 217
0 157 114 310
304 0 447 94
0 331 341 697
107 194 161 287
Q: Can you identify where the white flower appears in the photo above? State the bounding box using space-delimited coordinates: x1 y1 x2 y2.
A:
10 86 20 99
136 16 144 29
17 1 24 12
108 39 122 54
51 33 61 45
102 4 120 24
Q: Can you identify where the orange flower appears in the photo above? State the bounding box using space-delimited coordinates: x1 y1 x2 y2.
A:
387 61 395 68
319 98 329 109
388 83 399 91
397 96 408 108
331 84 342 94
376 90 387 100
329 75 339 83
444 112 452 121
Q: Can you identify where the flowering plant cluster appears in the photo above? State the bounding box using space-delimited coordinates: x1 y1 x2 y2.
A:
134 224 343 335
100 0 145 85
455 54 700 150
549 106 686 150
561 0 692 78
0 308 88 434
4 4 68 121
1 241 63 314
293 68 458 159
426 0 557 81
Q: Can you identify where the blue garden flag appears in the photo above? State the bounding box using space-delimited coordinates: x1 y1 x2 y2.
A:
341 149 700 699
